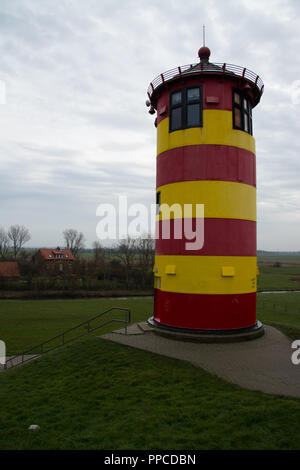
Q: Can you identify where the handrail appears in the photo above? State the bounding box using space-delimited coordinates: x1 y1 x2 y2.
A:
3 307 130 370
148 62 264 99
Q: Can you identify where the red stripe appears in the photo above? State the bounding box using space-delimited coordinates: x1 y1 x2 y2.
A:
154 289 256 330
157 145 256 187
155 218 256 256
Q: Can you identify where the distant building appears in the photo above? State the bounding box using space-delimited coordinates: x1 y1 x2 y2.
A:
35 247 74 274
0 262 20 281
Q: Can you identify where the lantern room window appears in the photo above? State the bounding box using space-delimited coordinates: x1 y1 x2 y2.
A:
169 86 202 132
232 88 253 135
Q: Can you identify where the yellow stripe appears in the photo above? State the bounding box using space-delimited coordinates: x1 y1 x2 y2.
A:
157 110 255 156
157 181 256 221
154 255 257 294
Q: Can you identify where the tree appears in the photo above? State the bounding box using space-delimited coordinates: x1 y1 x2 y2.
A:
137 233 155 270
93 240 103 262
136 233 155 288
63 229 85 257
116 236 137 289
0 227 9 259
7 225 31 259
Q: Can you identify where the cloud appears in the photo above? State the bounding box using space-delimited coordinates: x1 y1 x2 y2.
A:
0 0 299 249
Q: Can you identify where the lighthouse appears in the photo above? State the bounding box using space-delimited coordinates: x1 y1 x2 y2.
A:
147 45 264 336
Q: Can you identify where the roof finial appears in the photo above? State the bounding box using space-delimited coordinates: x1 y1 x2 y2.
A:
198 26 211 64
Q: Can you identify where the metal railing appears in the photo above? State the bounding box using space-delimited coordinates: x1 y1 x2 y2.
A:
148 62 264 99
2 307 131 370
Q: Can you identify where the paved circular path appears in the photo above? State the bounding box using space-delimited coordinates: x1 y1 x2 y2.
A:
102 323 300 398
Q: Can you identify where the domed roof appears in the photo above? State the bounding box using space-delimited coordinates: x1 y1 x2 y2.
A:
198 46 211 60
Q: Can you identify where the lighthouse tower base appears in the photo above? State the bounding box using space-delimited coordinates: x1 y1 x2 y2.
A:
147 317 264 343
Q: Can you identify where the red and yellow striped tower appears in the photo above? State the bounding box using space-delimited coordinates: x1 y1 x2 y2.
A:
147 46 264 335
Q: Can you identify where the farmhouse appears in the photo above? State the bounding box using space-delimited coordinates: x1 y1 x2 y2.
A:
35 247 74 274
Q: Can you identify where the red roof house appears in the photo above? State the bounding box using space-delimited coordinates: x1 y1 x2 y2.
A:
36 247 74 263
35 247 74 274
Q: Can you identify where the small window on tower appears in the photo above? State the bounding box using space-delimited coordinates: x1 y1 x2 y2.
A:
234 92 241 105
234 107 242 128
187 103 201 127
171 91 182 106
171 107 182 131
156 191 161 215
170 86 202 132
187 88 200 101
232 88 252 135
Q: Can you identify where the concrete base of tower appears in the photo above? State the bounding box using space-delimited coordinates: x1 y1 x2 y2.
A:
147 317 264 343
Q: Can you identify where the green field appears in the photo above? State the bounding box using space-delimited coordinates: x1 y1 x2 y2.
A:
257 265 300 292
0 293 300 355
0 268 300 450
257 253 300 292
0 297 153 355
257 292 300 340
258 253 300 266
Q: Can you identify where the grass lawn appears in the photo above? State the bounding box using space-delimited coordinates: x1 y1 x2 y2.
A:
1 293 300 355
257 265 300 292
257 292 300 340
0 297 153 355
0 290 300 450
1 336 300 450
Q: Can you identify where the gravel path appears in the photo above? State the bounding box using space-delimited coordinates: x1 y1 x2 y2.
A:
102 323 300 398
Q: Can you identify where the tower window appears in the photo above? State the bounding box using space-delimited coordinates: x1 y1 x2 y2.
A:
170 86 202 132
232 88 252 135
156 191 161 215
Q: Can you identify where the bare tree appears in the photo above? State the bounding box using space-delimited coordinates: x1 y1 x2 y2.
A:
0 227 10 259
137 233 155 269
7 225 31 259
93 240 103 262
136 233 155 287
63 229 85 257
116 236 137 288
92 241 111 281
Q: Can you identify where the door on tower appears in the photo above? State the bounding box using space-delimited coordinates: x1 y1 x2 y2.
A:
154 277 161 323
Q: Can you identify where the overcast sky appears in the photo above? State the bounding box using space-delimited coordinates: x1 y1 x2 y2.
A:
0 0 299 250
